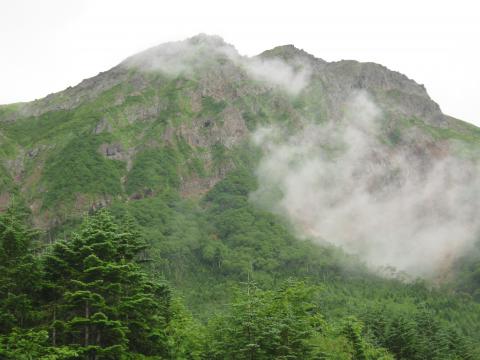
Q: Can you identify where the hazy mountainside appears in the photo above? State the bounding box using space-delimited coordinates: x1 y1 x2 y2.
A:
1 35 479 272
1 33 480 276
0 35 478 222
1 34 480 358
0 35 480 275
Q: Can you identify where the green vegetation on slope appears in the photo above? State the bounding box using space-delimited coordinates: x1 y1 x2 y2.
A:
108 167 480 346
0 207 478 359
126 147 180 195
43 133 125 208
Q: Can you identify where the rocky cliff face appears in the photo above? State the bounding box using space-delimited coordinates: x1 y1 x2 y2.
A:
0 34 477 229
259 43 444 124
3 35 444 123
319 60 444 124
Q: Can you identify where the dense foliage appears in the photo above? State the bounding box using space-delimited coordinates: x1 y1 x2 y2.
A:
1 171 480 358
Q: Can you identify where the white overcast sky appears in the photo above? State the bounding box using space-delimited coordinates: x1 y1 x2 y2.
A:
1 0 479 125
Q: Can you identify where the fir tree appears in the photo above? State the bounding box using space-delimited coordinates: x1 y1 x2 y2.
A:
0 207 42 333
42 209 171 359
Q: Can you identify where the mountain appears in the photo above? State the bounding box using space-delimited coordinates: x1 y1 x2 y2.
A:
1 34 480 358
0 34 478 225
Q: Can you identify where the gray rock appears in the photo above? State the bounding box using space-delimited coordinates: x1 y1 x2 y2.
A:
94 118 113 134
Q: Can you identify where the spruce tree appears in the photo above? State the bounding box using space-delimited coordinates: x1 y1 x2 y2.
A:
0 207 42 333
42 209 171 359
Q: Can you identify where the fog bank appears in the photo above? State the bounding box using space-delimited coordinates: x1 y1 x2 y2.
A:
251 92 480 277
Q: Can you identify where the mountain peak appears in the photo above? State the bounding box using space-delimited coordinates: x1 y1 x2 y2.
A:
186 33 229 47
120 33 239 73
259 44 323 63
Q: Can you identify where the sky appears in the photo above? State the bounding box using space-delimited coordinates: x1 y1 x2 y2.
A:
1 0 479 125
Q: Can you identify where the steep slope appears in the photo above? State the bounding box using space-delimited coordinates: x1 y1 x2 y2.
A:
0 34 479 278
1 35 480 354
1 35 477 226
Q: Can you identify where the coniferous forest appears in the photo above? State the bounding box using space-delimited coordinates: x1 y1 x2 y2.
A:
1 169 480 359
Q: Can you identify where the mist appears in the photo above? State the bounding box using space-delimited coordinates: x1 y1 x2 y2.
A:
251 92 480 277
123 34 310 95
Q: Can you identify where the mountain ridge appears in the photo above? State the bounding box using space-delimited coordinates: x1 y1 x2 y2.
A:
0 34 478 232
1 34 446 125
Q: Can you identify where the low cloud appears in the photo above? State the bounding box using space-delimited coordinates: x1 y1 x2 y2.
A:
122 34 238 76
123 34 311 95
243 57 311 95
251 91 480 277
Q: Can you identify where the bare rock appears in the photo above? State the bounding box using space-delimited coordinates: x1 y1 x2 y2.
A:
94 118 113 134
